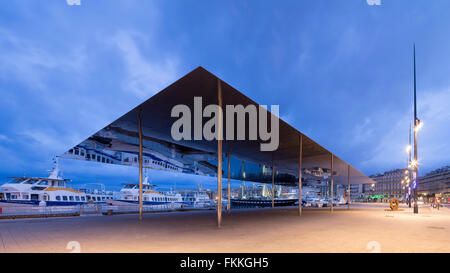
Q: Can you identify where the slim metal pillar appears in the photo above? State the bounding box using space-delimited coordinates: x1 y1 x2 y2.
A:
227 149 231 214
330 154 334 213
347 164 350 210
217 78 223 228
137 109 143 221
298 134 303 216
272 159 275 209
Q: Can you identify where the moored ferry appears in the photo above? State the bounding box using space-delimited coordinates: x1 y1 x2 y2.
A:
181 185 214 208
118 174 183 207
0 159 113 206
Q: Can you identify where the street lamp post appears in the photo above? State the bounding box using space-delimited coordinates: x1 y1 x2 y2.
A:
403 148 410 207
412 44 422 214
408 124 412 208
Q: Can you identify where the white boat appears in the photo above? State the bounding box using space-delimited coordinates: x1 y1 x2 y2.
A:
118 173 183 207
181 185 214 208
0 159 113 206
305 197 319 207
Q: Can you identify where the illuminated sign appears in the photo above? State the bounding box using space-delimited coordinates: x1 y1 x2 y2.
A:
367 194 384 199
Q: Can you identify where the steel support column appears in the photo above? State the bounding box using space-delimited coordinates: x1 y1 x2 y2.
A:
227 149 231 214
137 109 143 221
298 134 303 216
330 154 334 213
272 159 275 209
347 164 350 210
217 78 223 228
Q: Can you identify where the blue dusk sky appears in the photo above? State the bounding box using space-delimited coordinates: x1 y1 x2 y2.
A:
0 0 449 191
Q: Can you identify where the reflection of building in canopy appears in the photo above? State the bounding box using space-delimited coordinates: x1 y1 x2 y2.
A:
61 66 374 227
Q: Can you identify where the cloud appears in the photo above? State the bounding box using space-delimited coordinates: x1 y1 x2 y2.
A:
352 117 375 145
0 26 181 179
356 88 450 175
110 30 179 99
21 129 80 154
419 89 450 170
0 28 87 90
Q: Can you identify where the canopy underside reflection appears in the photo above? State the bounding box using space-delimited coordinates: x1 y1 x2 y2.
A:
61 66 374 186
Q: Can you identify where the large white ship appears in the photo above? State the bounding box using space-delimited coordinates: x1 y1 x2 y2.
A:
117 172 183 208
0 159 113 206
181 185 214 208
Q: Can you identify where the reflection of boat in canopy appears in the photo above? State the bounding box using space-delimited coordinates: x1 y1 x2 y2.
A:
0 159 113 206
63 132 204 175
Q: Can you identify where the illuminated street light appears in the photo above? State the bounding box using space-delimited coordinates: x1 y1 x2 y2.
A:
415 123 423 132
415 119 423 132
406 145 411 153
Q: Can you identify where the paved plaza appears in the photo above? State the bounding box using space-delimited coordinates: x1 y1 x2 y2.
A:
0 204 449 253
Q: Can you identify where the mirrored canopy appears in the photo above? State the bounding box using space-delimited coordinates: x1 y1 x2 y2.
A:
61 66 374 186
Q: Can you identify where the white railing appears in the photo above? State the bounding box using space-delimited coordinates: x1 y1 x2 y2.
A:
0 202 216 218
0 205 80 217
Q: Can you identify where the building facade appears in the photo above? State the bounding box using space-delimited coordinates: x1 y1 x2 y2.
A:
367 168 407 202
349 184 364 201
418 166 450 203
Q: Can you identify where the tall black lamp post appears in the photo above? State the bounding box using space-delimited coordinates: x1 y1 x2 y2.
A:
413 44 423 214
